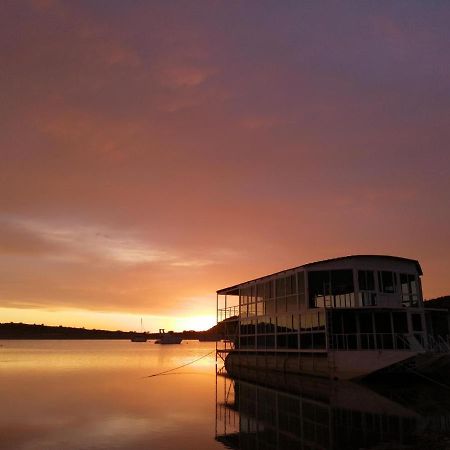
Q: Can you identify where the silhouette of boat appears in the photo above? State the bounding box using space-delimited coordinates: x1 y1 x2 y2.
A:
216 255 450 381
154 329 182 344
131 318 147 342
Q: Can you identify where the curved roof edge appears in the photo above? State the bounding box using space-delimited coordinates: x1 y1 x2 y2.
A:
217 255 422 294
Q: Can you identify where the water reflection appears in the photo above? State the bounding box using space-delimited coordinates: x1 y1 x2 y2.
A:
215 367 450 449
0 340 221 450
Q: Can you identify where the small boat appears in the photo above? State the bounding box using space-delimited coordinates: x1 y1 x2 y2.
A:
131 318 147 342
154 329 182 345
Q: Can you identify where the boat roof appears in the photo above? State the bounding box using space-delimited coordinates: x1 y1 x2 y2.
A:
217 255 422 294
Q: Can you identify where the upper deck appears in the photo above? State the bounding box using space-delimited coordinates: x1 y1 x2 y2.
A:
217 255 423 321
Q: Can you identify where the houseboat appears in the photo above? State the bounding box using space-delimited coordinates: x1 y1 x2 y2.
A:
154 329 182 344
216 255 450 380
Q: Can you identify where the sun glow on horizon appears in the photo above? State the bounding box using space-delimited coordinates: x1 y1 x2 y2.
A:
0 307 216 332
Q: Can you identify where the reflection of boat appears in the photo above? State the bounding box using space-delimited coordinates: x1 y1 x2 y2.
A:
216 255 450 381
131 318 147 342
215 367 450 450
154 329 182 344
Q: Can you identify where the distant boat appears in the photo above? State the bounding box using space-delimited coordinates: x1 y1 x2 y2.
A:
154 329 182 345
131 318 147 342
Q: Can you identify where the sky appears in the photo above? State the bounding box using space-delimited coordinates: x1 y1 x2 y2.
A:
1 0 449 331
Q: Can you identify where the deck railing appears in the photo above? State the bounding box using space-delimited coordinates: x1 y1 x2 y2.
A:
330 333 417 351
218 305 239 322
427 335 450 353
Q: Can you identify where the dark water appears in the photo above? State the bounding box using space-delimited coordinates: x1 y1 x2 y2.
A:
2 341 450 450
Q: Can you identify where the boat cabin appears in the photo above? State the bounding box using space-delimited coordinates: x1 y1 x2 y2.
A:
216 255 450 379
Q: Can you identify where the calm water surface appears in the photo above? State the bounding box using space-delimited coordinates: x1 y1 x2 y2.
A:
0 340 221 450
2 340 450 450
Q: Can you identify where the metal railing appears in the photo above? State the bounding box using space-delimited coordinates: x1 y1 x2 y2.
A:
218 305 239 322
330 333 416 351
427 335 450 353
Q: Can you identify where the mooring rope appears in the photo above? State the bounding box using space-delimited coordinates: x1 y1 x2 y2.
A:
142 350 215 379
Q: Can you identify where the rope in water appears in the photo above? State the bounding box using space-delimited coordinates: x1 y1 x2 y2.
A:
142 350 215 379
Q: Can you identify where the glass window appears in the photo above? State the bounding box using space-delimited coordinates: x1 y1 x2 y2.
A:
378 271 397 293
266 298 276 315
400 274 419 307
266 335 275 348
287 334 298 349
313 333 326 349
359 312 374 333
286 295 297 312
257 335 266 348
297 272 305 292
276 277 286 297
374 312 391 334
300 334 313 349
358 270 375 291
276 297 287 314
308 271 330 308
257 318 265 334
256 283 264 302
286 274 296 295
240 302 248 317
393 312 408 333
300 313 310 331
308 270 355 308
331 270 354 295
277 334 287 349
412 314 423 331
264 281 273 300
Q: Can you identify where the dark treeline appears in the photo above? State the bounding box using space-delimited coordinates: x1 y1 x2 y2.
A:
0 321 226 340
424 295 450 309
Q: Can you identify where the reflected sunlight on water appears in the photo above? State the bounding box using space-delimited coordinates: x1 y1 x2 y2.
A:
0 341 221 450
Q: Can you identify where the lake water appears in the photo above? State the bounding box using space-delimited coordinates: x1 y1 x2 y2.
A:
2 340 450 450
0 340 221 450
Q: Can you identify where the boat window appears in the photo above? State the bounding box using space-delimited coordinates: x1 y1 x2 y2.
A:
276 277 286 297
298 272 306 307
308 270 355 308
266 298 276 315
342 311 357 333
276 297 287 314
392 312 408 333
359 291 377 306
256 283 264 302
374 312 392 334
286 295 297 312
378 271 397 294
358 270 375 291
286 274 296 295
264 281 273 300
400 274 419 307
412 314 423 331
359 312 374 333
266 335 275 348
308 271 330 308
287 334 298 349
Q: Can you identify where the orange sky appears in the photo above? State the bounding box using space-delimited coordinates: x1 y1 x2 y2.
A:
1 1 449 331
